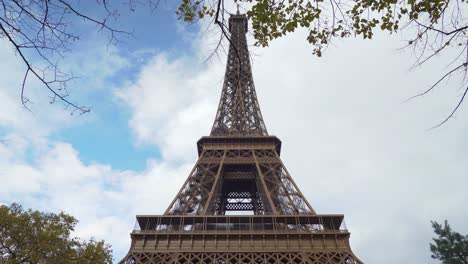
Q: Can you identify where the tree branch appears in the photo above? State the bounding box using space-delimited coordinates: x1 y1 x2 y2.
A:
0 21 89 114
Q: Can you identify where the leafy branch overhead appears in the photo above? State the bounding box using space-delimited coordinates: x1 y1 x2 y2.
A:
178 0 468 127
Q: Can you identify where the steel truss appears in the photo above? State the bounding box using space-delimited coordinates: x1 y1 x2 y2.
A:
119 13 362 264
120 215 362 264
211 14 267 136
165 145 315 216
123 252 361 264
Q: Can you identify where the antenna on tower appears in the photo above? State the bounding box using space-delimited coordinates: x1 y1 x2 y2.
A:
236 2 240 15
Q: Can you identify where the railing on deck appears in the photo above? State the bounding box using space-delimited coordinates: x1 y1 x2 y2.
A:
132 215 348 234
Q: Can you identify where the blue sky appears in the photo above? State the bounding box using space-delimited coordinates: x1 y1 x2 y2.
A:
1 1 468 263
48 2 194 170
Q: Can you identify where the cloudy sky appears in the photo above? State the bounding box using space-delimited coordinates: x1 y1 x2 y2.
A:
1 1 467 263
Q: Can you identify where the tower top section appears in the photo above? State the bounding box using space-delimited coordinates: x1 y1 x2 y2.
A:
228 13 248 33
210 14 268 136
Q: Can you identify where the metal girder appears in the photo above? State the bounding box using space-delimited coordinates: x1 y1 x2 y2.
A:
121 251 363 264
210 14 267 136
165 147 315 216
120 13 362 264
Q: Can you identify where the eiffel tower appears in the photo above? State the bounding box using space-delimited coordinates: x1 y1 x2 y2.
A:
120 12 363 264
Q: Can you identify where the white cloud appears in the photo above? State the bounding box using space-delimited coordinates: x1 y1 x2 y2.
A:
253 31 468 263
0 38 145 259
0 139 190 258
115 53 222 163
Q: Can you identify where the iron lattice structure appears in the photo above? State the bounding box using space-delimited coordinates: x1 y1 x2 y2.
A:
211 14 267 137
120 13 363 264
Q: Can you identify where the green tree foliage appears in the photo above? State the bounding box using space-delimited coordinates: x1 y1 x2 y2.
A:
177 0 466 55
0 203 112 264
177 0 467 127
430 220 468 264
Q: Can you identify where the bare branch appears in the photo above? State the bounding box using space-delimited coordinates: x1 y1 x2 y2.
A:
0 0 141 113
0 18 89 113
430 84 468 129
21 68 31 112
406 63 466 101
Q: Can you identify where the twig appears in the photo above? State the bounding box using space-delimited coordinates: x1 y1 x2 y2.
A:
430 85 468 129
